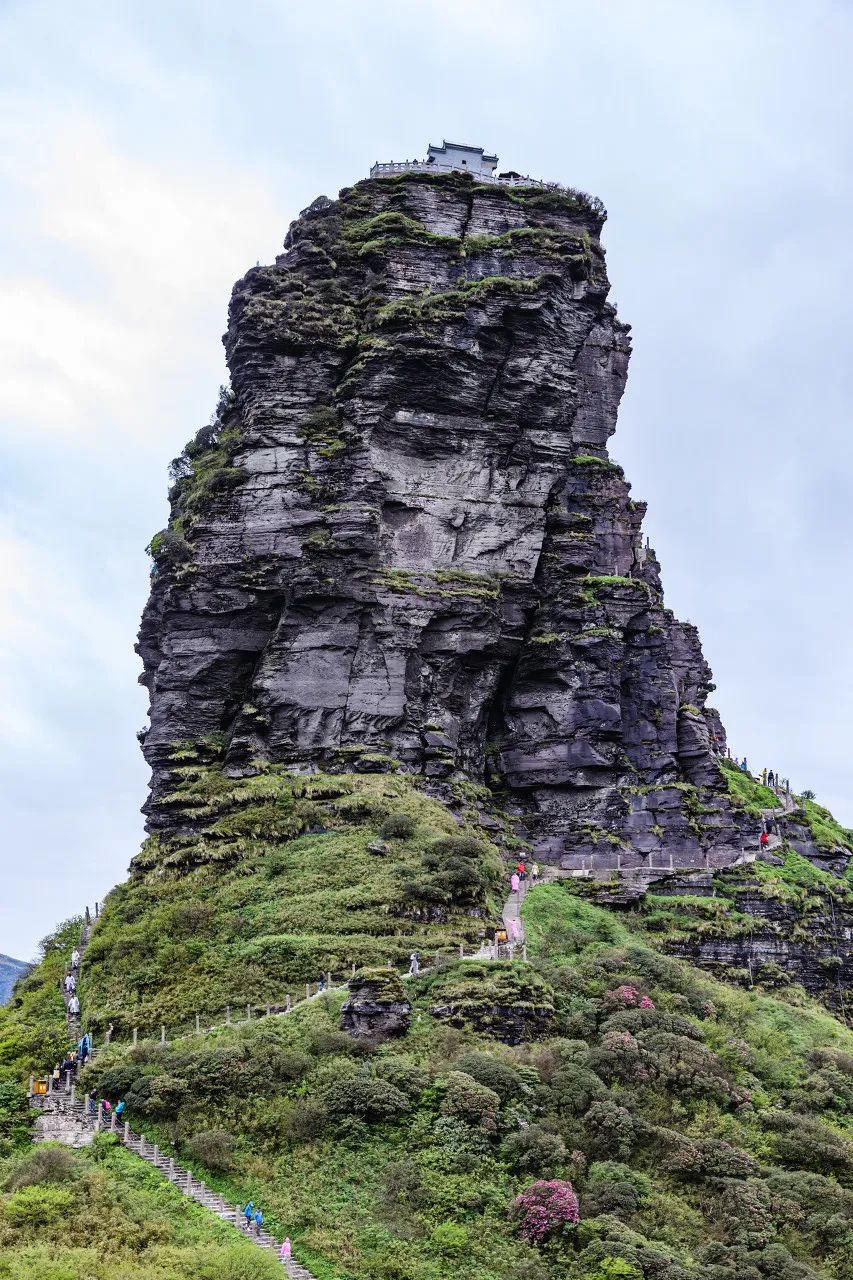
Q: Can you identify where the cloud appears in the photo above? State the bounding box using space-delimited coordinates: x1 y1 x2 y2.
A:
0 106 283 447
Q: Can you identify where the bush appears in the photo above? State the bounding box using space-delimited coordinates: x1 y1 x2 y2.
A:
512 1178 580 1243
321 1075 410 1123
373 1056 430 1100
583 1162 652 1217
379 812 418 839
429 1221 470 1256
501 1125 567 1177
279 1097 329 1145
454 1052 523 1102
5 1145 78 1190
184 1129 236 1172
2 1183 75 1226
440 1071 502 1131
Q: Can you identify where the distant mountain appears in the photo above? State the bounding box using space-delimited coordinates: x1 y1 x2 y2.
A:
0 954 28 1004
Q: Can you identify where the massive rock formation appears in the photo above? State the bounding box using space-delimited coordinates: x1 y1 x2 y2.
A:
138 167 749 875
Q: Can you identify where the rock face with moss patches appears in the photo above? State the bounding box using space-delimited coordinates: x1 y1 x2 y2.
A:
341 968 412 1042
138 167 748 875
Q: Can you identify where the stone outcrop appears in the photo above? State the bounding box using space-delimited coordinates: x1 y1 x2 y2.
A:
138 167 748 875
340 968 412 1042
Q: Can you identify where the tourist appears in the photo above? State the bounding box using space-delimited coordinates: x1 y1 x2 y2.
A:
243 1201 254 1231
78 1032 91 1064
87 1089 97 1115
510 872 520 895
316 974 326 993
71 948 81 969
102 1099 112 1117
280 1238 292 1261
509 917 520 941
768 770 775 789
51 1063 61 1090
115 1099 126 1121
759 831 769 850
408 951 420 976
69 994 80 1016
740 758 748 773
253 1208 264 1237
531 861 540 884
61 1053 74 1078
516 860 526 880
761 768 768 786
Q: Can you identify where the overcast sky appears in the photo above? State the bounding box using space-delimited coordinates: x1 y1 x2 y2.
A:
2 0 851 960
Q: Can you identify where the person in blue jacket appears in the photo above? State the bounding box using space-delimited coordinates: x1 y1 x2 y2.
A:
243 1200 254 1230
253 1208 264 1236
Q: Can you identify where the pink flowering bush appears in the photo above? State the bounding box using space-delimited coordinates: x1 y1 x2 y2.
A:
604 984 655 1009
511 1178 580 1243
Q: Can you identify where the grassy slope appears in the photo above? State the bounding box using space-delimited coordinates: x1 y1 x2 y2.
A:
22 887 853 1280
0 1135 281 1280
5 776 853 1278
80 769 503 1033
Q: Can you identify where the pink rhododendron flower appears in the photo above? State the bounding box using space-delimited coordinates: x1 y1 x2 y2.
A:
639 995 655 1009
512 1179 580 1243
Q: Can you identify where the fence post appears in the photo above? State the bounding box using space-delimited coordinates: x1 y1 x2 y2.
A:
351 962 357 976
110 1111 116 1131
265 1004 270 1017
326 971 332 989
132 1027 138 1046
196 1013 201 1035
70 1085 75 1105
523 944 528 962
459 943 464 958
169 1157 175 1177
123 1121 130 1142
226 1006 231 1025
160 1025 166 1045
152 1144 159 1162
285 994 291 1012
305 983 310 1001
28 1075 34 1098
386 959 392 967
96 1102 103 1130
246 1004 251 1021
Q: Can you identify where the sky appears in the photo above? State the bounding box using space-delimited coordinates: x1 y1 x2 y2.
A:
1 0 851 960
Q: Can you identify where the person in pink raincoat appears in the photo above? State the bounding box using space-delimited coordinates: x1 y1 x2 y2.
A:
509 917 521 941
511 873 520 894
280 1237 292 1260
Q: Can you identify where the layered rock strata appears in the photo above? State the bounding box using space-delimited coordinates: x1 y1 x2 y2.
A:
139 168 746 874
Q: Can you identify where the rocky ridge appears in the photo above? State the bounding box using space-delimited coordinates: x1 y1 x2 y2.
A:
139 168 751 877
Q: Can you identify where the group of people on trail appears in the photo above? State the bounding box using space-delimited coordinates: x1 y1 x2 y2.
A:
65 946 82 1015
510 860 540 897
242 1203 292 1257
730 755 792 796
760 767 791 794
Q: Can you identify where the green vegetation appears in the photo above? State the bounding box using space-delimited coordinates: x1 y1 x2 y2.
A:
296 405 352 459
570 455 622 472
167 387 246 532
375 274 552 328
372 567 502 601
719 759 779 816
25 882 853 1280
0 920 80 1080
75 770 502 1034
0 1137 280 1279
802 797 853 853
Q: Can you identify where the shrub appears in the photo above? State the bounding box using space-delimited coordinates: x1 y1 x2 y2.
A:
5 1144 78 1190
550 1064 607 1116
583 1162 652 1217
321 1075 410 1123
279 1097 329 1145
184 1129 236 1172
764 1110 853 1172
512 1178 580 1243
380 812 418 839
429 1221 470 1256
373 1056 430 1100
2 1183 75 1226
454 1052 523 1102
501 1125 567 1177
584 1101 637 1160
440 1071 501 1131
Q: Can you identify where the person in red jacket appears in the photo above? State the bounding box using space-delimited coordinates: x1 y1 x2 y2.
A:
759 830 769 850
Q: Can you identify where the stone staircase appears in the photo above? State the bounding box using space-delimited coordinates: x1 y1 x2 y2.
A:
31 1092 314 1277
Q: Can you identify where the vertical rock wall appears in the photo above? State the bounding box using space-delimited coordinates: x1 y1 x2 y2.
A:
138 170 744 872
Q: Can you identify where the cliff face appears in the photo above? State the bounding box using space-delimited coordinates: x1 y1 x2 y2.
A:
138 169 745 873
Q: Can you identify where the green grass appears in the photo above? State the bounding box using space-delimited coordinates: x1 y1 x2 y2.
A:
76 769 503 1036
0 1137 281 1279
720 759 780 815
802 797 853 853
